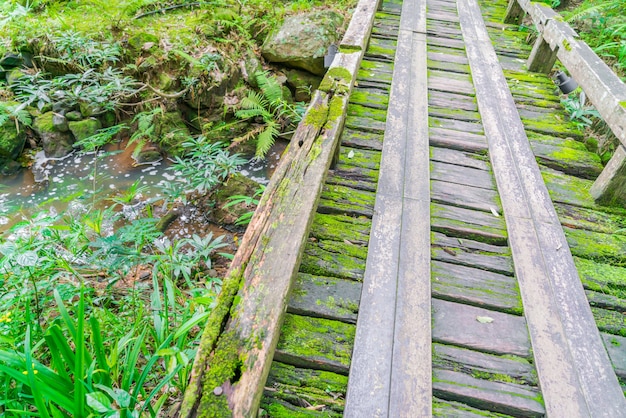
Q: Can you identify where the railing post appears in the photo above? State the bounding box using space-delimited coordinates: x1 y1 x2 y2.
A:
590 145 626 206
527 35 558 73
504 0 525 24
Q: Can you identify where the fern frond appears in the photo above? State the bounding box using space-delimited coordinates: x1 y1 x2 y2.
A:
255 71 283 103
565 2 618 22
255 121 279 159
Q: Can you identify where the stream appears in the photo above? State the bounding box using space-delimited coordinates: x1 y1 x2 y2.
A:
0 139 284 232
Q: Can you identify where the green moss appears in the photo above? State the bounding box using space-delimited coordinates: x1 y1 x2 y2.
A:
178 267 245 417
591 307 626 337
319 66 352 93
276 314 355 367
33 111 56 133
562 39 572 51
339 45 361 53
69 118 102 142
304 101 330 128
574 257 626 297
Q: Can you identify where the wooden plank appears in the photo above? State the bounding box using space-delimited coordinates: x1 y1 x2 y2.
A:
341 0 382 51
429 90 478 112
431 203 508 246
339 128 384 151
601 333 626 379
432 369 545 417
527 35 558 73
430 147 489 170
430 127 487 152
310 212 372 243
432 260 521 313
431 179 501 214
288 273 361 323
432 299 531 357
300 243 366 281
318 183 376 217
591 145 626 205
274 314 355 375
432 234 514 277
457 0 626 414
431 160 495 190
530 141 603 179
434 344 537 385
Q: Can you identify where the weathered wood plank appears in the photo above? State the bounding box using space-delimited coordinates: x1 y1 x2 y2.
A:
458 0 626 413
431 160 495 190
431 179 501 214
430 147 490 170
310 212 372 243
432 369 545 417
433 398 514 417
429 90 478 112
530 141 603 179
326 167 378 191
430 127 488 153
318 183 376 217
432 260 521 314
431 202 508 245
433 344 537 385
300 243 366 281
432 233 514 277
339 128 384 151
601 333 626 379
274 314 355 375
432 299 531 357
288 273 361 324
431 117 484 134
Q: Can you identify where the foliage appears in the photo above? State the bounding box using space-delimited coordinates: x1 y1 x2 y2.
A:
0 101 31 129
160 137 245 204
9 68 137 112
563 0 626 76
560 90 601 130
223 184 265 226
235 71 303 159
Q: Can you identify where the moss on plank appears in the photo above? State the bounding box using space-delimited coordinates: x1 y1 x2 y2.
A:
592 307 626 337
565 226 626 266
574 257 626 298
310 212 372 243
276 314 355 368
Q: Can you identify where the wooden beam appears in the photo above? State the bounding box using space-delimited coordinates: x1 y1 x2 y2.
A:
458 0 626 414
590 145 626 205
527 35 558 73
178 17 373 418
503 0 525 25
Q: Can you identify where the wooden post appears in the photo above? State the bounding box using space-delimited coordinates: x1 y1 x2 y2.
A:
504 0 525 24
590 145 626 206
527 35 558 73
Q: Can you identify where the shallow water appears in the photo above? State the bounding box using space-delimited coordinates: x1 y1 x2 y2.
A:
0 139 286 232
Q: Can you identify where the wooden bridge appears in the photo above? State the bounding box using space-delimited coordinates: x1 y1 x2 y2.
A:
179 0 626 416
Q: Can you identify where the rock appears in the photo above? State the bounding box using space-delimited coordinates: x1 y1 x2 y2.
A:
155 111 191 156
52 113 69 132
79 102 104 118
0 53 23 68
99 111 116 128
0 115 26 172
134 147 162 164
157 72 176 91
184 66 241 109
65 110 82 121
261 10 344 75
6 67 27 85
127 32 160 54
69 118 102 142
286 69 322 102
32 112 75 158
208 173 262 226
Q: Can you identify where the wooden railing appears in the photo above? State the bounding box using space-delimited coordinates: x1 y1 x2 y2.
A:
505 0 626 206
176 0 380 416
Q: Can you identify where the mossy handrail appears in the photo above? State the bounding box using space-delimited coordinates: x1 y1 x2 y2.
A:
176 0 381 416
505 0 626 205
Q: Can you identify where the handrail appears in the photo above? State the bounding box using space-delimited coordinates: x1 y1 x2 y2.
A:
176 0 381 416
505 0 626 205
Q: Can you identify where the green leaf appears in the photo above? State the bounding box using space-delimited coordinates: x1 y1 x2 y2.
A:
16 251 39 267
87 391 112 413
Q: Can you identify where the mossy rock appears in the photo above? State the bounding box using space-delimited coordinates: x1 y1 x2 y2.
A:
0 116 26 174
6 67 27 85
209 173 261 226
286 69 321 102
127 32 160 57
155 111 191 155
69 118 102 142
33 111 75 158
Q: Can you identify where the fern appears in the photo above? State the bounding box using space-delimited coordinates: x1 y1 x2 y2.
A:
565 0 624 22
234 71 302 159
0 102 32 131
129 107 162 159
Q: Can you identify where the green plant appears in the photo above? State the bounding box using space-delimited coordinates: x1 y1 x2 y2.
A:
235 71 302 159
561 90 600 130
128 107 163 159
160 137 245 204
223 184 265 226
0 101 31 130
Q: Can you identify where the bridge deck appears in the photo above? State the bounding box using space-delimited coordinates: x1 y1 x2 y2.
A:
259 0 626 416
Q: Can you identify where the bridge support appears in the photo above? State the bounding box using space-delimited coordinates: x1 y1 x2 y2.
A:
503 0 525 25
527 36 558 73
590 145 626 206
